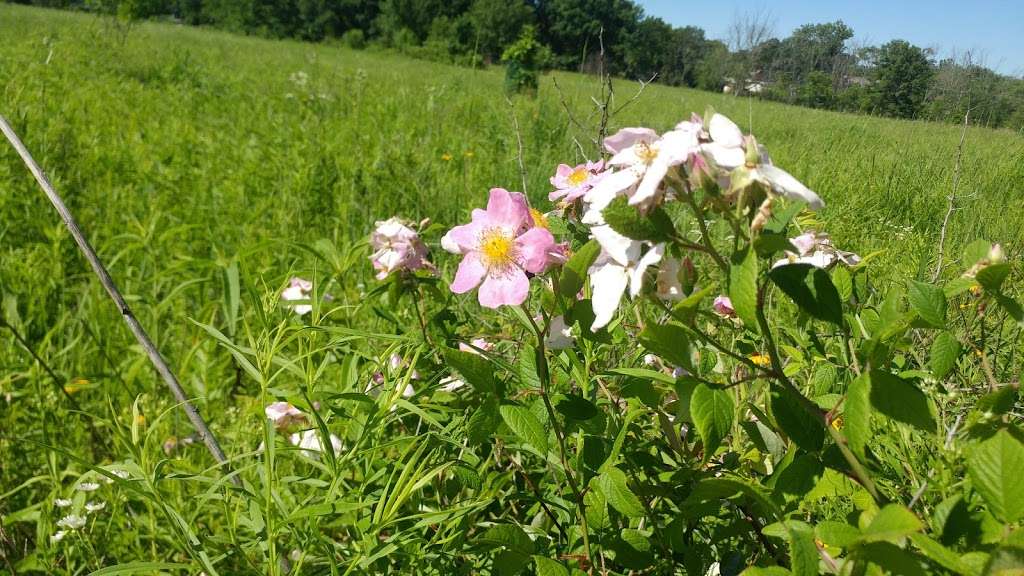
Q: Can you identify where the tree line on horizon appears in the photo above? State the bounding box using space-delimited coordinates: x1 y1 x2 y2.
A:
18 0 1024 130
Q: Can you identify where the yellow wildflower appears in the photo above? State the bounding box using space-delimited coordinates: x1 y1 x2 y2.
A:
441 153 452 161
749 353 772 368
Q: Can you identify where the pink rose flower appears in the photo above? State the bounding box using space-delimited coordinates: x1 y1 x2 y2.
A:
549 160 606 203
265 402 307 430
369 217 434 280
281 277 314 315
713 295 736 318
441 188 559 308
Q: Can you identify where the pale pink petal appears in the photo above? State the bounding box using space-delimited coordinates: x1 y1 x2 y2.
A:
478 269 530 308
604 127 658 154
589 261 630 330
755 165 824 210
629 160 669 206
516 227 557 273
709 113 744 148
583 169 640 214
485 188 530 230
591 225 639 267
629 244 663 297
451 253 486 293
442 221 483 254
790 232 818 256
701 142 745 170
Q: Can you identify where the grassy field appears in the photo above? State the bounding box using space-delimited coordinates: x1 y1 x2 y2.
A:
1 4 1023 575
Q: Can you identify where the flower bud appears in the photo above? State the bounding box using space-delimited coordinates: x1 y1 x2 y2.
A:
989 244 1005 265
744 135 760 167
679 256 696 295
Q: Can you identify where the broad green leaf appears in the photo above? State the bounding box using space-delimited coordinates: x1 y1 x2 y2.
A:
963 239 992 267
856 541 927 576
741 568 791 576
976 263 1010 293
944 276 977 298
596 466 645 518
691 383 734 463
601 196 675 242
929 331 961 380
862 504 923 543
444 348 496 395
770 385 824 451
844 373 871 460
467 398 501 444
995 295 1024 327
753 232 795 257
671 284 715 324
517 344 540 390
868 370 936 432
611 529 655 569
480 523 534 554
816 521 861 548
966 429 1024 523
729 246 759 331
533 556 569 576
785 520 818 576
975 387 1019 417
773 454 824 506
833 265 853 302
686 477 780 519
494 550 531 576
554 394 598 421
907 280 947 328
558 239 600 298
638 321 692 371
583 485 610 529
499 404 549 455
909 534 976 576
769 263 844 325
763 199 807 234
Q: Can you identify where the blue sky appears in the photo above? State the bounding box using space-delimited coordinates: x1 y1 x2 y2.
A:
637 0 1023 76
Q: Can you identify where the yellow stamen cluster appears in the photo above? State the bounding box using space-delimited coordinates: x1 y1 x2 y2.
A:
567 168 589 187
530 208 549 229
635 141 659 164
478 228 517 274
750 353 772 367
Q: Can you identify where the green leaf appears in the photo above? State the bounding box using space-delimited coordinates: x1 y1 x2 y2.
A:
844 373 871 460
868 370 936 432
89 563 192 576
995 295 1024 327
499 404 548 455
909 534 976 576
976 263 1011 293
862 504 923 543
769 263 843 325
786 520 819 576
773 454 824 506
929 332 961 380
975 387 1019 417
907 280 947 328
686 476 780 519
468 398 501 444
691 383 734 463
583 486 610 529
833 265 853 302
770 385 824 451
763 199 807 234
729 246 759 331
558 239 600 298
601 196 675 242
555 394 598 421
963 239 992 267
494 550 531 576
533 556 569 576
480 523 534 554
966 429 1024 523
816 521 861 548
753 232 795 257
638 321 692 371
856 541 927 576
944 276 977 298
444 348 496 395
595 466 645 518
670 284 715 324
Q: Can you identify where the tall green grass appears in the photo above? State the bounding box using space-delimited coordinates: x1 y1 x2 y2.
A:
0 4 1022 574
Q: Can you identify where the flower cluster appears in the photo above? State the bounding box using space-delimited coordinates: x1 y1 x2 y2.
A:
369 217 434 279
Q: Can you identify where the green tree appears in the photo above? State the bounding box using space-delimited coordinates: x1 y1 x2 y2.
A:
872 39 934 118
467 0 533 63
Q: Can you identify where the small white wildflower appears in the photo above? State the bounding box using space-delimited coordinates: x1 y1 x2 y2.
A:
54 498 72 508
57 514 87 530
85 501 106 513
50 530 67 543
77 482 100 492
111 470 130 480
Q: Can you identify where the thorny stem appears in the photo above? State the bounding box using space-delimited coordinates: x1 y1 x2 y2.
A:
519 303 594 570
754 283 882 503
